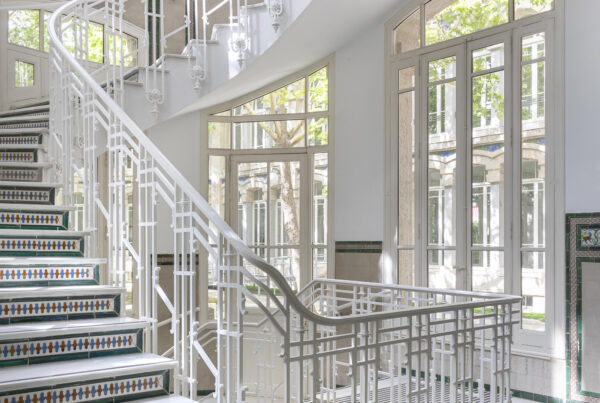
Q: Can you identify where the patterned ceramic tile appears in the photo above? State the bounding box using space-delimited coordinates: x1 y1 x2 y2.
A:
0 151 36 162
0 189 54 205
0 121 48 130
0 211 67 230
0 169 42 182
566 213 600 402
0 295 120 324
0 237 83 256
0 265 98 286
0 372 168 403
0 329 142 366
0 135 42 146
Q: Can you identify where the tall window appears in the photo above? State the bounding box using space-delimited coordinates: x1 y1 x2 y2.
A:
388 0 558 351
207 65 331 290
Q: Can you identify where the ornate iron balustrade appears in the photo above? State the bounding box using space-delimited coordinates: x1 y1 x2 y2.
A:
47 1 522 401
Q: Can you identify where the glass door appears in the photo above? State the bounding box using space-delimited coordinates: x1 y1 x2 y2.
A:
232 154 308 291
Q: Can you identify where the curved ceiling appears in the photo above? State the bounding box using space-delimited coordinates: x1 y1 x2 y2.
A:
178 0 406 115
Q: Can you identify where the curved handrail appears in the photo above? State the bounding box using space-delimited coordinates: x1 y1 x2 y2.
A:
48 0 520 329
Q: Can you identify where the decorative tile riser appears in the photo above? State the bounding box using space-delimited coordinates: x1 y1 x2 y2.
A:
0 295 120 324
0 329 142 367
0 151 37 163
0 371 169 403
0 211 68 230
0 237 83 257
0 189 55 205
0 122 48 130
0 169 42 183
0 135 42 146
0 265 98 287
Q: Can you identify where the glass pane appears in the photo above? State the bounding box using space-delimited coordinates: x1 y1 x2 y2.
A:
308 117 328 146
398 66 416 91
429 56 456 82
398 249 415 286
109 33 138 67
428 249 456 289
426 0 508 46
208 122 231 149
211 110 231 117
61 18 75 55
393 8 421 55
8 10 40 50
234 79 305 116
521 251 545 331
208 155 226 230
313 247 327 280
269 161 300 246
473 43 504 73
522 33 545 62
308 67 328 112
398 91 415 246
428 58 457 254
15 61 34 87
43 11 51 52
88 22 104 63
313 153 328 245
270 248 300 291
472 251 504 293
516 0 553 19
237 162 268 246
233 120 305 149
472 72 505 248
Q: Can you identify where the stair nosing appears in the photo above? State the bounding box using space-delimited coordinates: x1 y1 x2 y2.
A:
0 229 87 237
0 128 48 135
0 353 176 392
0 106 49 117
0 181 61 188
0 203 76 211
0 256 105 265
0 284 126 299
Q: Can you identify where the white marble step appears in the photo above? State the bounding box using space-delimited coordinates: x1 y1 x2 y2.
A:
0 128 48 135
0 229 86 237
0 353 175 392
0 144 46 151
0 256 104 265
0 114 49 124
0 105 49 118
0 161 51 168
0 285 124 299
0 203 76 211
0 316 149 340
0 181 61 188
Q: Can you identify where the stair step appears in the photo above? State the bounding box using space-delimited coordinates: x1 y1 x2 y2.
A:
0 150 38 163
0 285 124 324
0 162 51 168
0 229 85 257
0 114 49 124
0 353 174 401
0 128 48 135
0 121 48 131
0 204 75 212
0 263 98 287
0 209 69 230
0 318 149 367
0 105 49 118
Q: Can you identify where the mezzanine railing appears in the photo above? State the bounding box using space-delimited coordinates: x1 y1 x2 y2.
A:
48 1 521 401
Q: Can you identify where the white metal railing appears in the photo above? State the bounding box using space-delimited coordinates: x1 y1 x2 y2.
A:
48 1 522 402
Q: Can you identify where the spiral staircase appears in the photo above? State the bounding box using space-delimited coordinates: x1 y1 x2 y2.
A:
0 0 523 402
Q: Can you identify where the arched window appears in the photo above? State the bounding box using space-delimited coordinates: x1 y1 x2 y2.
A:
386 0 561 353
205 62 332 291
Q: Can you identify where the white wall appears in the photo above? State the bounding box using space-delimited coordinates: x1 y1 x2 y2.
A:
334 22 385 242
565 0 600 213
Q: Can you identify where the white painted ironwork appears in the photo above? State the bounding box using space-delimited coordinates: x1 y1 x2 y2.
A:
48 1 521 402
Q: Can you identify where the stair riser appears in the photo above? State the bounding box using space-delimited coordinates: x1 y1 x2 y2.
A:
0 151 37 163
0 328 143 368
0 188 55 205
0 294 121 325
0 169 43 183
0 211 69 230
0 265 99 287
0 135 42 146
0 122 48 131
0 370 170 403
0 237 84 257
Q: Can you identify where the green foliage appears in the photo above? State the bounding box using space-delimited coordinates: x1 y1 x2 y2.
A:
308 67 328 112
309 118 328 146
522 312 546 322
8 10 40 50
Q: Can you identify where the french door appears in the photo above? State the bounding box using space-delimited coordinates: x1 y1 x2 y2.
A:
231 154 309 291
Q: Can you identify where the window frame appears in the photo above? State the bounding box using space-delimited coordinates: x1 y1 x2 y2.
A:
384 0 565 357
202 57 335 287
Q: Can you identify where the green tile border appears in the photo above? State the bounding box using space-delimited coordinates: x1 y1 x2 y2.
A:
335 241 382 253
